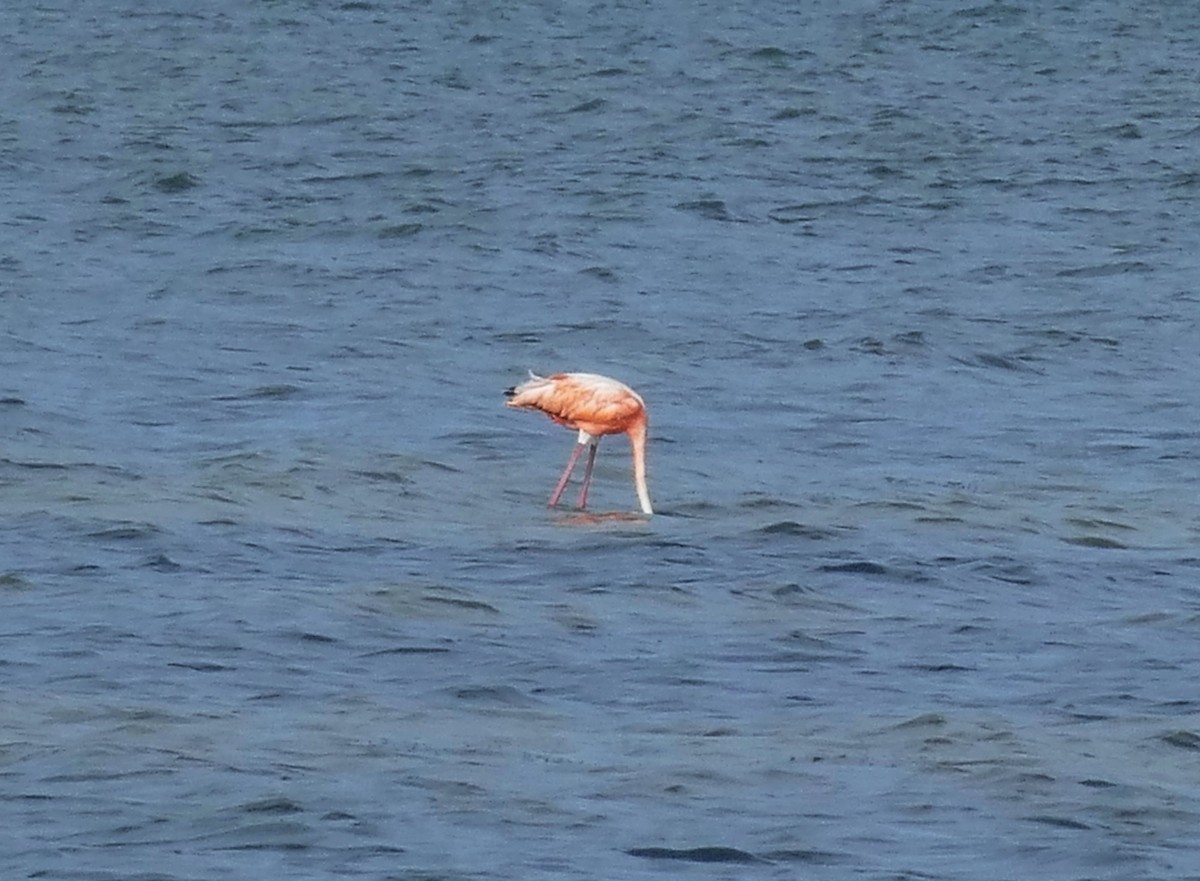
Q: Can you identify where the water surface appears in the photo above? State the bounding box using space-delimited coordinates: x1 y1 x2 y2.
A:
3 2 1200 878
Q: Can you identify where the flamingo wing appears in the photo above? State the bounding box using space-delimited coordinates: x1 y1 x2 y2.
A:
505 372 644 437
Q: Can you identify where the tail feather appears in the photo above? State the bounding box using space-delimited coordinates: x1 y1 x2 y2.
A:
504 371 550 405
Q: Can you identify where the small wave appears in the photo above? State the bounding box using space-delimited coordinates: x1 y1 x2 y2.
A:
627 846 766 864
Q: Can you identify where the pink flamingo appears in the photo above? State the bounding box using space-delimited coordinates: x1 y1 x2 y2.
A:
505 372 653 515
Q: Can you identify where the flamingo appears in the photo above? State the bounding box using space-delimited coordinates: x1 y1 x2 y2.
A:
504 372 653 515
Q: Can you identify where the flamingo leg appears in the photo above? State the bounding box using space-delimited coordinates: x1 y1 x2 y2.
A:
547 443 585 508
576 443 598 509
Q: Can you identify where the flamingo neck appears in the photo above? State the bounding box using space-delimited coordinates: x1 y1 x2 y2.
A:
628 418 653 515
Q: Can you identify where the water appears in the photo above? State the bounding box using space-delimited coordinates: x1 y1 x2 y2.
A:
3 1 1200 878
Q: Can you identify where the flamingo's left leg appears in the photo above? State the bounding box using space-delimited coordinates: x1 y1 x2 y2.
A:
547 443 585 508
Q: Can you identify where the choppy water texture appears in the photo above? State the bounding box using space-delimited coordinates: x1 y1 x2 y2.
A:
3 1 1200 878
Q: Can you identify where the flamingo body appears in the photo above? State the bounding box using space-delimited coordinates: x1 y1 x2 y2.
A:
505 372 653 515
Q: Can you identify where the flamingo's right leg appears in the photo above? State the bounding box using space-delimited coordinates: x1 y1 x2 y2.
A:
576 442 598 509
547 443 585 508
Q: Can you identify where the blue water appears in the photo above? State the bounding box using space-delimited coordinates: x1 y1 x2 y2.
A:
3 2 1200 878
